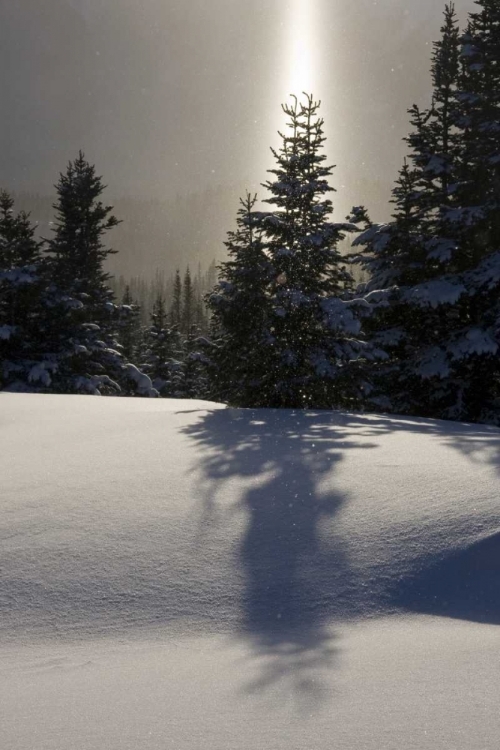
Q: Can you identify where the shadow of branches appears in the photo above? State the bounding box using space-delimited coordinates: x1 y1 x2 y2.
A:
180 408 380 701
180 405 500 676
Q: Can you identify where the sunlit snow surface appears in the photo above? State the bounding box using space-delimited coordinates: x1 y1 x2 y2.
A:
1 394 499 750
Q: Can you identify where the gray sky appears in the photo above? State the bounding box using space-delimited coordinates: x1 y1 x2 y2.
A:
1 0 476 222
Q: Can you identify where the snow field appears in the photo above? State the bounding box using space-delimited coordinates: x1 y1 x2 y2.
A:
0 393 499 749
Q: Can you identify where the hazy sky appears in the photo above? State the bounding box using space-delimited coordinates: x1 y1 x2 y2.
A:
1 0 476 220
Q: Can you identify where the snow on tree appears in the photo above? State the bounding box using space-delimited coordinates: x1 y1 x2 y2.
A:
208 96 371 408
448 0 500 422
0 191 57 391
207 193 273 405
352 3 500 425
349 160 451 414
44 152 156 396
176 333 210 400
117 285 142 363
142 292 183 395
177 279 210 400
250 94 367 408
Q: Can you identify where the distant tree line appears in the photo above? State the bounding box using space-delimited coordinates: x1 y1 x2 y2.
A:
111 265 216 397
109 263 217 326
1 1 499 425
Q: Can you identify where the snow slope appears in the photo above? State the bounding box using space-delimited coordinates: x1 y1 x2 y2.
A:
0 394 499 749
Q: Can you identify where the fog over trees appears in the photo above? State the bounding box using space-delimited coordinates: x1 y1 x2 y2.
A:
1 0 477 279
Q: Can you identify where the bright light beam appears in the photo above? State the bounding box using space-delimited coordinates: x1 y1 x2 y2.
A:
283 0 319 98
258 0 322 180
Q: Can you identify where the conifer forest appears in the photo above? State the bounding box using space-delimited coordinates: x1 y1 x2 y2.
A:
1 1 500 425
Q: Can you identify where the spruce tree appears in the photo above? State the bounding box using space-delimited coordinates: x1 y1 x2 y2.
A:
118 285 142 363
257 95 365 408
0 191 55 390
349 162 443 414
181 267 196 335
142 292 182 395
0 191 41 268
45 153 156 396
207 193 272 404
170 269 182 328
353 2 500 424
447 0 500 422
209 96 366 408
407 3 461 211
177 336 210 400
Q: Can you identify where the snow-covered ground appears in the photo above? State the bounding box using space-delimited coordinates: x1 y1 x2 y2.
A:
1 394 499 749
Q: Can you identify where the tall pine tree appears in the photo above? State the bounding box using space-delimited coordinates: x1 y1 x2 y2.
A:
117 285 142 363
257 95 365 408
45 153 156 395
209 95 366 408
446 0 500 422
142 292 184 395
170 269 182 328
0 191 55 390
353 2 500 424
207 193 271 404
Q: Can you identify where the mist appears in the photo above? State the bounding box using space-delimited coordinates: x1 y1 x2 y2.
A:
1 0 476 277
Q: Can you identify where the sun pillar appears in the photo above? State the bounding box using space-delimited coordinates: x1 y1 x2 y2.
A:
282 0 319 99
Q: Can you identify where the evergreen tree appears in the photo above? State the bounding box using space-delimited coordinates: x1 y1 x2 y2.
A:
256 95 366 408
117 285 142 363
170 269 182 328
142 292 183 395
352 2 500 424
207 193 272 404
178 270 209 399
177 331 210 400
193 264 209 333
209 96 367 408
406 3 461 211
108 263 215 333
0 191 54 390
48 152 120 293
45 152 156 396
182 267 195 335
194 295 207 334
447 0 500 422
349 162 442 413
0 191 41 268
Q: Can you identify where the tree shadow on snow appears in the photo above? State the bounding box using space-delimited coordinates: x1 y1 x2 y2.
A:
182 407 500 647
349 413 500 625
181 408 378 703
389 529 500 624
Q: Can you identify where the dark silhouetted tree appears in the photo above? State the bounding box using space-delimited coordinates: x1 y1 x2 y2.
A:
207 193 272 404
45 153 156 395
209 95 366 408
352 3 500 424
0 191 54 390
